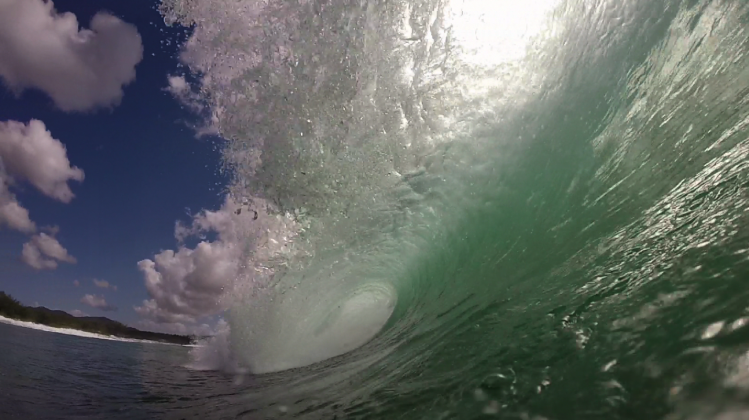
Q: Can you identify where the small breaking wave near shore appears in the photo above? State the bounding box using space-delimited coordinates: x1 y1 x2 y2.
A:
0 315 188 346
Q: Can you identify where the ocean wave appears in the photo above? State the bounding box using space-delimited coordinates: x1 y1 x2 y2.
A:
154 0 749 417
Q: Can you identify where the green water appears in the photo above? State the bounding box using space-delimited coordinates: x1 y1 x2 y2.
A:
164 0 749 418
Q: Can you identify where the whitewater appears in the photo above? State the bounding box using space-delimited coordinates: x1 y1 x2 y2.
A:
152 0 749 418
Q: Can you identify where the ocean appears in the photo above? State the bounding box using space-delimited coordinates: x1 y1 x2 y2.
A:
5 0 749 418
0 321 192 419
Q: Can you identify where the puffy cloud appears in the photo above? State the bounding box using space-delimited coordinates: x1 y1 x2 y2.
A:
135 196 299 327
92 279 117 291
30 232 75 262
80 294 117 312
42 225 60 235
73 280 80 287
134 240 236 322
0 120 84 202
0 120 81 269
21 232 76 270
21 242 56 270
0 120 83 236
68 309 87 317
0 183 35 233
0 0 143 112
134 199 242 324
134 298 196 324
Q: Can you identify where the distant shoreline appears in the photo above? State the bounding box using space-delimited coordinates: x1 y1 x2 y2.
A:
0 315 187 345
0 292 193 345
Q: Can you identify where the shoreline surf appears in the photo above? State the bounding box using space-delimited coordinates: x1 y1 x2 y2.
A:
0 315 191 346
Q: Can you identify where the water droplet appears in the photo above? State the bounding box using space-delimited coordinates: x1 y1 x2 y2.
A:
483 400 499 415
731 317 749 331
602 359 617 372
701 321 725 340
473 388 487 401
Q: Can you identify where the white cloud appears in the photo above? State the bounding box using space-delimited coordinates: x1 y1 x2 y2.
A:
134 199 241 324
80 294 117 312
0 182 35 232
0 0 143 112
42 225 60 235
73 280 80 287
134 241 235 323
92 279 116 291
0 119 81 270
134 298 196 324
68 309 87 317
30 232 75 262
21 232 76 270
135 196 299 327
21 241 56 270
0 119 83 236
0 120 84 202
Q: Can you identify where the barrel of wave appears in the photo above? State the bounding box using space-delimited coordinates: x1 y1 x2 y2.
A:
229 280 398 374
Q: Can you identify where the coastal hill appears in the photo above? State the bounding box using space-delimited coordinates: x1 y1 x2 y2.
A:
0 292 192 345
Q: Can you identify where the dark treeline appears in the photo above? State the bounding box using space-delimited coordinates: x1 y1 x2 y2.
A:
0 292 192 345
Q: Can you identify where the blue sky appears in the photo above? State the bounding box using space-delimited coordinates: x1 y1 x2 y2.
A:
0 0 228 331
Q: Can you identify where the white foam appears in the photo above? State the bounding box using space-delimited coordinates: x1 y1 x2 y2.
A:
0 315 182 345
185 320 246 372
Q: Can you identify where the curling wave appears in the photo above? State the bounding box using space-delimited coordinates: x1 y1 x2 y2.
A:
164 0 749 418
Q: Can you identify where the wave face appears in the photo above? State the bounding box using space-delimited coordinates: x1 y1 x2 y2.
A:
161 0 749 418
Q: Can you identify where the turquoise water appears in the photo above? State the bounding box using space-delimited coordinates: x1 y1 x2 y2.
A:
10 0 749 419
163 0 749 417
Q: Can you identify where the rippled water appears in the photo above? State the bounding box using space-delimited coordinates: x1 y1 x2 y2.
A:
0 322 187 419
6 0 749 418
1 322 286 420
